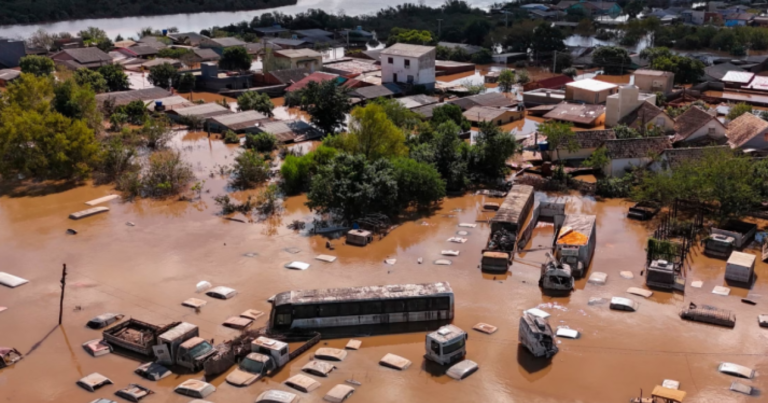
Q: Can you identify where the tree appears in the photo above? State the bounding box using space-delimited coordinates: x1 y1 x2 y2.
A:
624 0 645 19
497 69 516 93
727 103 753 120
19 55 55 76
391 157 446 209
649 53 704 84
411 121 470 191
464 18 493 46
231 149 270 189
387 28 433 46
245 132 277 152
237 91 274 116
27 29 55 51
575 19 595 37
147 63 178 89
79 27 109 45
125 149 194 198
346 103 408 160
592 46 632 75
53 79 102 131
286 79 351 135
469 121 518 181
431 104 471 131
219 46 253 71
531 23 566 55
175 72 196 93
562 67 578 78
471 49 493 64
373 98 421 131
555 53 573 73
639 46 672 63
73 68 108 93
539 120 577 161
138 116 173 149
581 147 609 170
517 70 530 84
98 64 130 92
118 100 148 124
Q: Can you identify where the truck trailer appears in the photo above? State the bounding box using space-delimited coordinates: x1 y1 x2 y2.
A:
481 185 534 273
704 220 757 259
555 214 596 278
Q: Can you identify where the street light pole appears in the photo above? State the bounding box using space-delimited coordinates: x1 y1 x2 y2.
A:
437 19 443 39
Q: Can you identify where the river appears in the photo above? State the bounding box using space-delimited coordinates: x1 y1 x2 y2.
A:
0 0 503 39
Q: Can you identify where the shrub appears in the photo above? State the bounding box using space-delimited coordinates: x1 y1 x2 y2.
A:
231 149 270 189
245 132 277 152
223 130 240 144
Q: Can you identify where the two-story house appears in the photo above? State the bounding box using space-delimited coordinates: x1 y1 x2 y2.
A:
380 43 436 91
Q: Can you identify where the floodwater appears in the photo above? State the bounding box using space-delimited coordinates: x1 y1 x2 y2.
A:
2 130 768 403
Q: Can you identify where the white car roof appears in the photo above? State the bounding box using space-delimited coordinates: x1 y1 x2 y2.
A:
323 384 355 403
0 272 29 288
315 348 347 361
446 360 478 380
719 362 755 379
302 360 335 376
176 379 216 393
256 390 298 403
285 374 321 392
207 286 237 298
379 353 412 370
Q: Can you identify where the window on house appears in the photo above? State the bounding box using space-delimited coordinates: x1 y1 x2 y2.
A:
407 75 414 83
404 59 410 68
656 117 664 127
388 57 393 64
708 126 715 135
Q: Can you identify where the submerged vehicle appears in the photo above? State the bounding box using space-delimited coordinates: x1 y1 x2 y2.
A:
704 220 757 259
481 185 534 273
539 252 574 293
153 323 217 372
86 313 125 329
680 302 736 328
1 347 23 368
518 312 558 358
627 201 660 220
555 214 596 278
424 324 468 366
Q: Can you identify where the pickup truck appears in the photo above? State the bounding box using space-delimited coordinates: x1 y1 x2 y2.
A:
627 201 660 221
223 334 321 386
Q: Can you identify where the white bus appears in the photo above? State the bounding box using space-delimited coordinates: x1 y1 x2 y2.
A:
269 282 454 336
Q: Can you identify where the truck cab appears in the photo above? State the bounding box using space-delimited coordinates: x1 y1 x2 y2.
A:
481 251 511 273
152 322 215 371
704 234 735 259
226 353 271 386
424 325 468 366
251 337 290 371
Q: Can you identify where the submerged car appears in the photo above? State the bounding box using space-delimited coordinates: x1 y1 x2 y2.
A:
302 360 335 377
324 384 355 403
718 362 755 379
205 286 237 300
134 362 171 381
82 339 112 357
314 348 347 362
86 313 125 329
0 347 23 368
226 353 269 386
115 384 153 402
77 373 113 392
446 360 479 380
284 374 321 393
174 379 216 398
255 390 300 403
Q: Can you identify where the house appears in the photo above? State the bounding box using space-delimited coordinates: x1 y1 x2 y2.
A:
727 112 768 150
136 36 168 50
704 12 724 25
351 83 402 102
293 29 334 39
537 129 616 161
200 37 247 55
256 119 323 142
721 70 754 88
116 45 158 59
412 102 446 119
166 103 233 122
266 38 311 49
543 102 606 127
603 137 671 177
435 60 476 75
273 49 323 70
190 48 221 63
51 47 113 69
0 69 21 87
605 85 657 127
633 69 675 95
449 92 517 110
523 75 574 91
673 106 727 145
260 68 312 86
323 59 380 76
617 101 675 134
113 40 137 49
381 43 436 91
745 76 768 91
520 3 551 11
523 88 567 107
437 42 483 56
207 110 271 134
244 42 282 57
565 79 618 104
135 58 183 71
397 94 440 110
146 95 195 112
253 26 290 37
95 87 172 107
285 72 341 92
681 10 706 25
648 146 730 172
168 32 208 46
725 13 754 27
199 62 252 91
463 106 523 126
704 62 743 82
341 27 375 43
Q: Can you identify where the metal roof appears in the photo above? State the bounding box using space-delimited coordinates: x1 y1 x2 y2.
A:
566 78 617 92
0 69 20 81
57 47 112 64
209 37 246 47
490 185 534 226
634 69 673 77
381 43 435 58
294 29 334 37
158 322 197 342
463 106 514 122
397 94 439 109
273 282 453 306
352 83 402 100
95 87 172 107
171 103 232 117
258 119 322 142
721 70 755 83
543 102 605 125
275 49 323 58
210 110 269 130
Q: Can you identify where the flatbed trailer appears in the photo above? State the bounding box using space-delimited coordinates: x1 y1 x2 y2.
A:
103 319 179 357
481 185 534 272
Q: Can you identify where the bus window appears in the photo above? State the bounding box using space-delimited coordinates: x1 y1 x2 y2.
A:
361 301 382 315
442 338 465 355
339 303 361 316
318 304 339 317
433 297 450 310
407 298 429 312
384 300 405 313
275 306 292 326
431 340 440 354
294 305 318 319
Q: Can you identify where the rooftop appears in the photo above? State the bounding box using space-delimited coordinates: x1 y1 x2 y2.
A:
543 102 605 125
268 68 312 84
0 69 21 81
95 87 172 107
193 48 220 61
397 94 440 109
210 110 270 130
208 37 246 47
352 83 402 100
531 129 616 149
449 92 516 110
618 101 668 131
294 29 334 38
275 49 323 59
463 106 514 122
657 146 731 169
55 47 112 64
274 282 453 306
285 72 340 92
721 70 755 84
171 103 232 118
727 112 768 148
381 43 435 58
323 59 380 75
253 26 290 34
705 62 743 81
604 137 671 159
266 38 308 47
412 102 446 119
633 69 674 77
746 75 768 91
258 119 323 142
125 45 158 56
566 78 618 92
673 106 721 142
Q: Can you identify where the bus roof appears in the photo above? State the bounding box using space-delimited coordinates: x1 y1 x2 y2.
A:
274 282 453 306
490 185 534 225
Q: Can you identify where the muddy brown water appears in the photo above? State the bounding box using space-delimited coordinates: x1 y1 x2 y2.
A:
1 130 767 403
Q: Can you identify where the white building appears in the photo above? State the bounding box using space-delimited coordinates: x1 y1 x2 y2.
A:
605 85 657 127
380 43 436 90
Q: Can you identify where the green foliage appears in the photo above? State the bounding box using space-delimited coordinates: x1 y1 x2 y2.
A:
73 68 108 93
245 132 277 152
237 91 274 116
118 100 148 124
53 78 102 131
531 22 566 54
346 103 408 160
596 175 633 198
562 67 577 78
98 137 139 183
175 73 196 93
469 121 519 182
373 98 421 132
727 103 753 120
644 49 705 85
280 145 338 194
539 120 577 161
79 27 108 45
256 183 282 216
223 130 240 144
391 157 446 209
411 121 469 191
231 149 270 189
592 46 632 75
157 48 193 59
497 69 516 93
431 104 471 132
614 124 641 139
581 147 609 170
555 53 573 73
470 48 493 64
286 79 351 135
147 63 178 89
516 70 530 84
219 46 253 71
462 80 486 95
463 18 492 46
19 55 55 76
98 64 130 92
109 112 128 132
119 149 193 198
387 27 433 46
138 116 173 149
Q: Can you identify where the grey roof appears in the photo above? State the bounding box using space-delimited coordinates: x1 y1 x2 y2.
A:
381 43 435 58
437 42 483 55
95 87 172 107
168 32 207 46
57 47 112 64
126 46 159 56
491 185 534 226
352 83 402 100
604 137 671 159
0 39 26 68
274 282 453 306
397 94 439 109
449 92 516 110
258 119 323 142
0 69 21 81
269 68 312 84
294 29 334 38
412 102 446 119
275 49 322 59
463 106 513 121
253 26 290 34
244 42 282 55
171 103 232 118
209 37 246 47
267 38 308 47
705 62 743 81
137 36 168 49
193 48 220 61
210 110 270 130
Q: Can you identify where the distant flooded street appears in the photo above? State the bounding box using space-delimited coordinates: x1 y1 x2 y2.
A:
1 130 768 402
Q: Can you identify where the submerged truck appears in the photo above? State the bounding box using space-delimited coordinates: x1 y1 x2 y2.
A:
539 252 574 294
645 259 684 291
214 334 321 381
424 325 468 366
518 312 558 358
481 185 534 273
103 319 179 357
704 220 757 259
555 214 596 278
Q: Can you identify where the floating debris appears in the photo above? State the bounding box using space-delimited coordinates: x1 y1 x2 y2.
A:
588 297 606 305
182 298 207 309
0 272 29 288
196 281 212 293
379 353 411 370
285 261 310 270
345 339 362 350
66 228 78 235
524 308 550 319
741 298 756 305
620 271 634 279
434 259 452 265
730 381 753 395
456 230 470 236
315 255 337 263
85 195 119 206
662 380 680 390
284 247 301 254
458 223 477 228
588 272 607 285
69 206 109 220
759 314 768 327
126 222 136 226
243 252 258 258
240 309 263 321
712 286 731 296
680 302 735 328
473 323 498 334
384 259 397 265
690 280 703 288
447 237 468 243
417 258 423 264
556 327 579 339
627 287 653 298
441 250 460 256
223 316 253 330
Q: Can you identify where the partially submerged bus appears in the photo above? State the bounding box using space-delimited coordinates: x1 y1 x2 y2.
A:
268 282 454 337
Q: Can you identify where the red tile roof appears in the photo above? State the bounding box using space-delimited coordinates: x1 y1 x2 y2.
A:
533 75 574 90
284 72 339 92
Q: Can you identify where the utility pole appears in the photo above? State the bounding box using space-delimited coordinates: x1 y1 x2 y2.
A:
505 12 509 28
437 19 443 39
58 264 67 326
553 50 557 73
